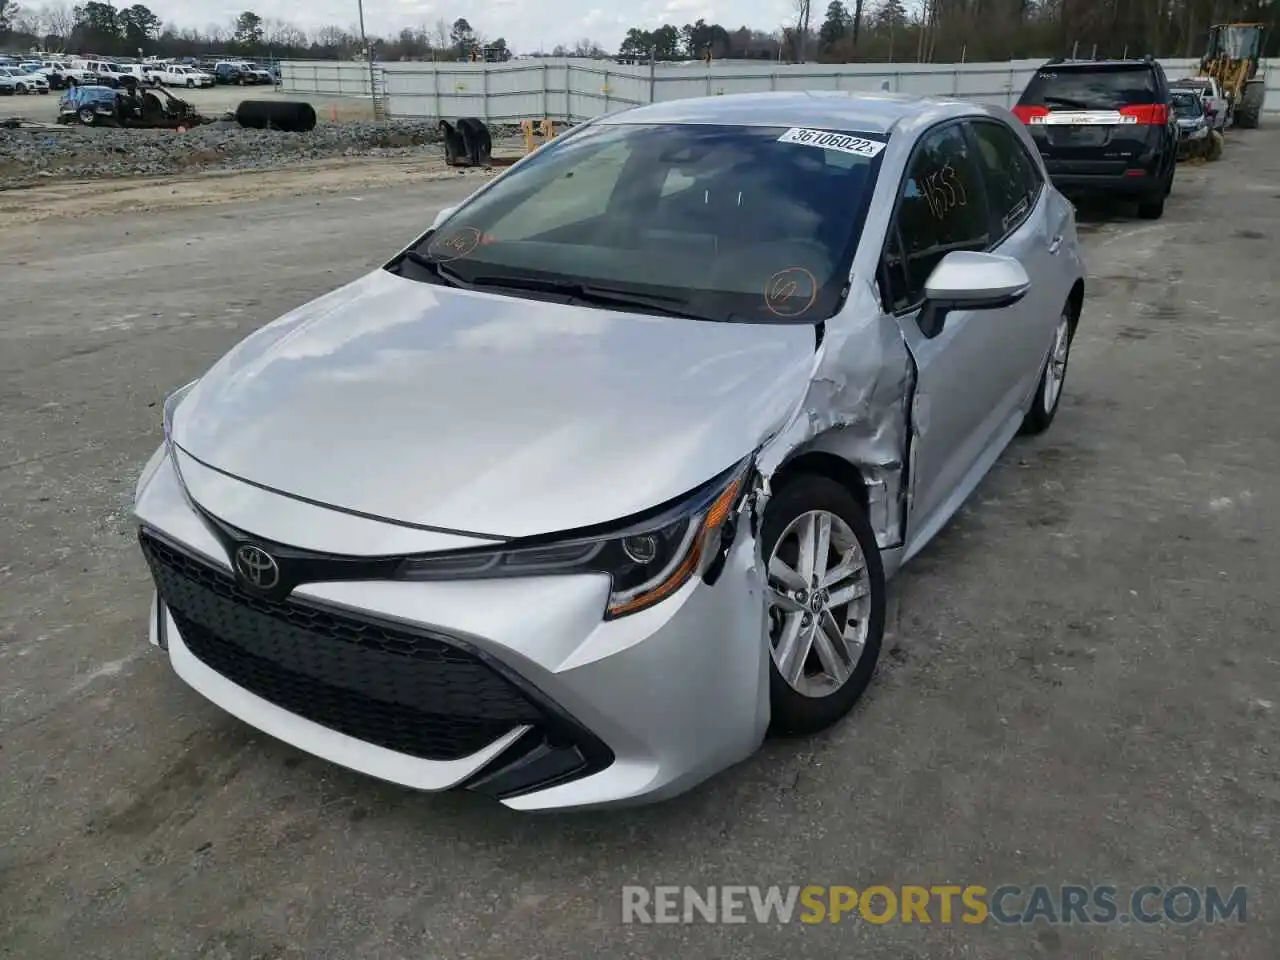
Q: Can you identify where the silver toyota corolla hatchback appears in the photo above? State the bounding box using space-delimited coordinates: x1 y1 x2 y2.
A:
135 92 1086 811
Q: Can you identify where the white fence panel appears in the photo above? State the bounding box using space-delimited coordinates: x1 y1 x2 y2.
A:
566 62 649 121
281 60 372 97
281 56 1279 120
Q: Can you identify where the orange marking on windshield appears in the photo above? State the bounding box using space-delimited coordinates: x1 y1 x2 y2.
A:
764 267 818 318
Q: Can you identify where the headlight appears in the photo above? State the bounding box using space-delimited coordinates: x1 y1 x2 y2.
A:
399 458 753 619
162 379 199 449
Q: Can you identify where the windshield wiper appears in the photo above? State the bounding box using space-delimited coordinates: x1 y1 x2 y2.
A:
398 249 470 288
465 274 707 319
1040 95 1093 109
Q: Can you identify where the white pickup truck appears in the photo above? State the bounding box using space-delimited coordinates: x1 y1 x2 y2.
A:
147 64 216 88
69 59 134 89
29 59 95 89
1170 76 1228 131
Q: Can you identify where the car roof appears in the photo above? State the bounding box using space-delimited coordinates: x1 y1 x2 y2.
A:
598 91 995 136
1039 57 1158 69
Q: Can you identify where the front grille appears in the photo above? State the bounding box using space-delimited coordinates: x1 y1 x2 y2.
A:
139 531 543 761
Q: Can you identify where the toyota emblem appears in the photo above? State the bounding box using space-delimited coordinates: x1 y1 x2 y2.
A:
234 544 280 590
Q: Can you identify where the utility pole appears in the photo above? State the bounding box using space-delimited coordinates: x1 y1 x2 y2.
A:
357 0 378 116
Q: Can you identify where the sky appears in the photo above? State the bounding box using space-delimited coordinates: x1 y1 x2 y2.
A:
141 0 799 54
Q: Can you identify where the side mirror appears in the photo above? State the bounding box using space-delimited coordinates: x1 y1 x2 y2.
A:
430 205 458 231
919 251 1031 338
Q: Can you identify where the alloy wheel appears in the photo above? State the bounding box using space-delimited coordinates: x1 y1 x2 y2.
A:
766 510 872 699
1042 311 1071 414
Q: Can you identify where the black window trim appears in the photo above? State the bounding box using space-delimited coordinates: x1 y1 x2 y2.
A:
875 116 995 321
964 117 1045 248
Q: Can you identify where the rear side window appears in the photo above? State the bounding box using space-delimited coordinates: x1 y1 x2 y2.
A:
1020 66 1159 109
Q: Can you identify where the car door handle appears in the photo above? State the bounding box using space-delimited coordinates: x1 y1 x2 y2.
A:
1047 235 1063 255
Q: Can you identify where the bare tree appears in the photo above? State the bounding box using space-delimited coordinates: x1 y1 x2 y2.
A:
314 25 348 49
13 4 46 36
42 1 75 40
570 37 606 56
794 0 813 60
431 17 450 52
275 22 308 48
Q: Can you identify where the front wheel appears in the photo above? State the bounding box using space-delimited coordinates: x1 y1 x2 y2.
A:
77 107 97 126
763 475 885 735
1021 306 1073 435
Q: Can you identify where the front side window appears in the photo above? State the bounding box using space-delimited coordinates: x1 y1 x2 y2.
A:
969 119 1043 237
882 123 990 312
397 122 886 324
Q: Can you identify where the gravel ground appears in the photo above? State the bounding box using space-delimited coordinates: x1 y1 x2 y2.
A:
0 119 460 188
1 132 1278 958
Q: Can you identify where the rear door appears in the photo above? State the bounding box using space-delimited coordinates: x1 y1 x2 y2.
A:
1016 64 1162 176
966 118 1062 406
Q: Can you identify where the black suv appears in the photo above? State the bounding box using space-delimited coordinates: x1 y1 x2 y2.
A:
1013 57 1178 219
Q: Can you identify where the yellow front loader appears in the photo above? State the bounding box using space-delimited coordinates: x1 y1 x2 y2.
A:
1200 23 1268 128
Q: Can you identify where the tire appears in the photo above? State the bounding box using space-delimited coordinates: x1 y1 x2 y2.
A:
762 474 885 736
1021 304 1074 435
235 100 317 133
67 77 78 88
187 79 194 88
1137 187 1165 219
16 84 27 95
77 107 97 126
1207 131 1224 161
1235 83 1264 129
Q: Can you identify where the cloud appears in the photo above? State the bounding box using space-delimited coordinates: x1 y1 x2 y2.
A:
141 0 797 53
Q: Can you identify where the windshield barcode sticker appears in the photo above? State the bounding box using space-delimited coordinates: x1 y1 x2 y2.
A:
777 128 886 157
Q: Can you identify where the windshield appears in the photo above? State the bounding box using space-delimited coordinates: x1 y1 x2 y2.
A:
1021 65 1158 109
1171 92 1203 117
395 122 885 324
1210 25 1262 60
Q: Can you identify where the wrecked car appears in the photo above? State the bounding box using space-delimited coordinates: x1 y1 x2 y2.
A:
56 84 118 124
134 93 1086 811
57 82 207 128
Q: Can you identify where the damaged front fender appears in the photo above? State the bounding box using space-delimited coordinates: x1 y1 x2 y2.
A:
755 279 916 554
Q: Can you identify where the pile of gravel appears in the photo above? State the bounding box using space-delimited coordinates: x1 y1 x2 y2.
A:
0 118 465 189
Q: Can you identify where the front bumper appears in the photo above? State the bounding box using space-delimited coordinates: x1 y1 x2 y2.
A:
134 446 770 810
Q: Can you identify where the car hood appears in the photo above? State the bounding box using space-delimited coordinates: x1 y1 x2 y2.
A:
172 269 818 540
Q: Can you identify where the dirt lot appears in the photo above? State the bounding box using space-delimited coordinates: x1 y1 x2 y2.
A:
0 156 498 225
0 85 375 125
1 133 1278 959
